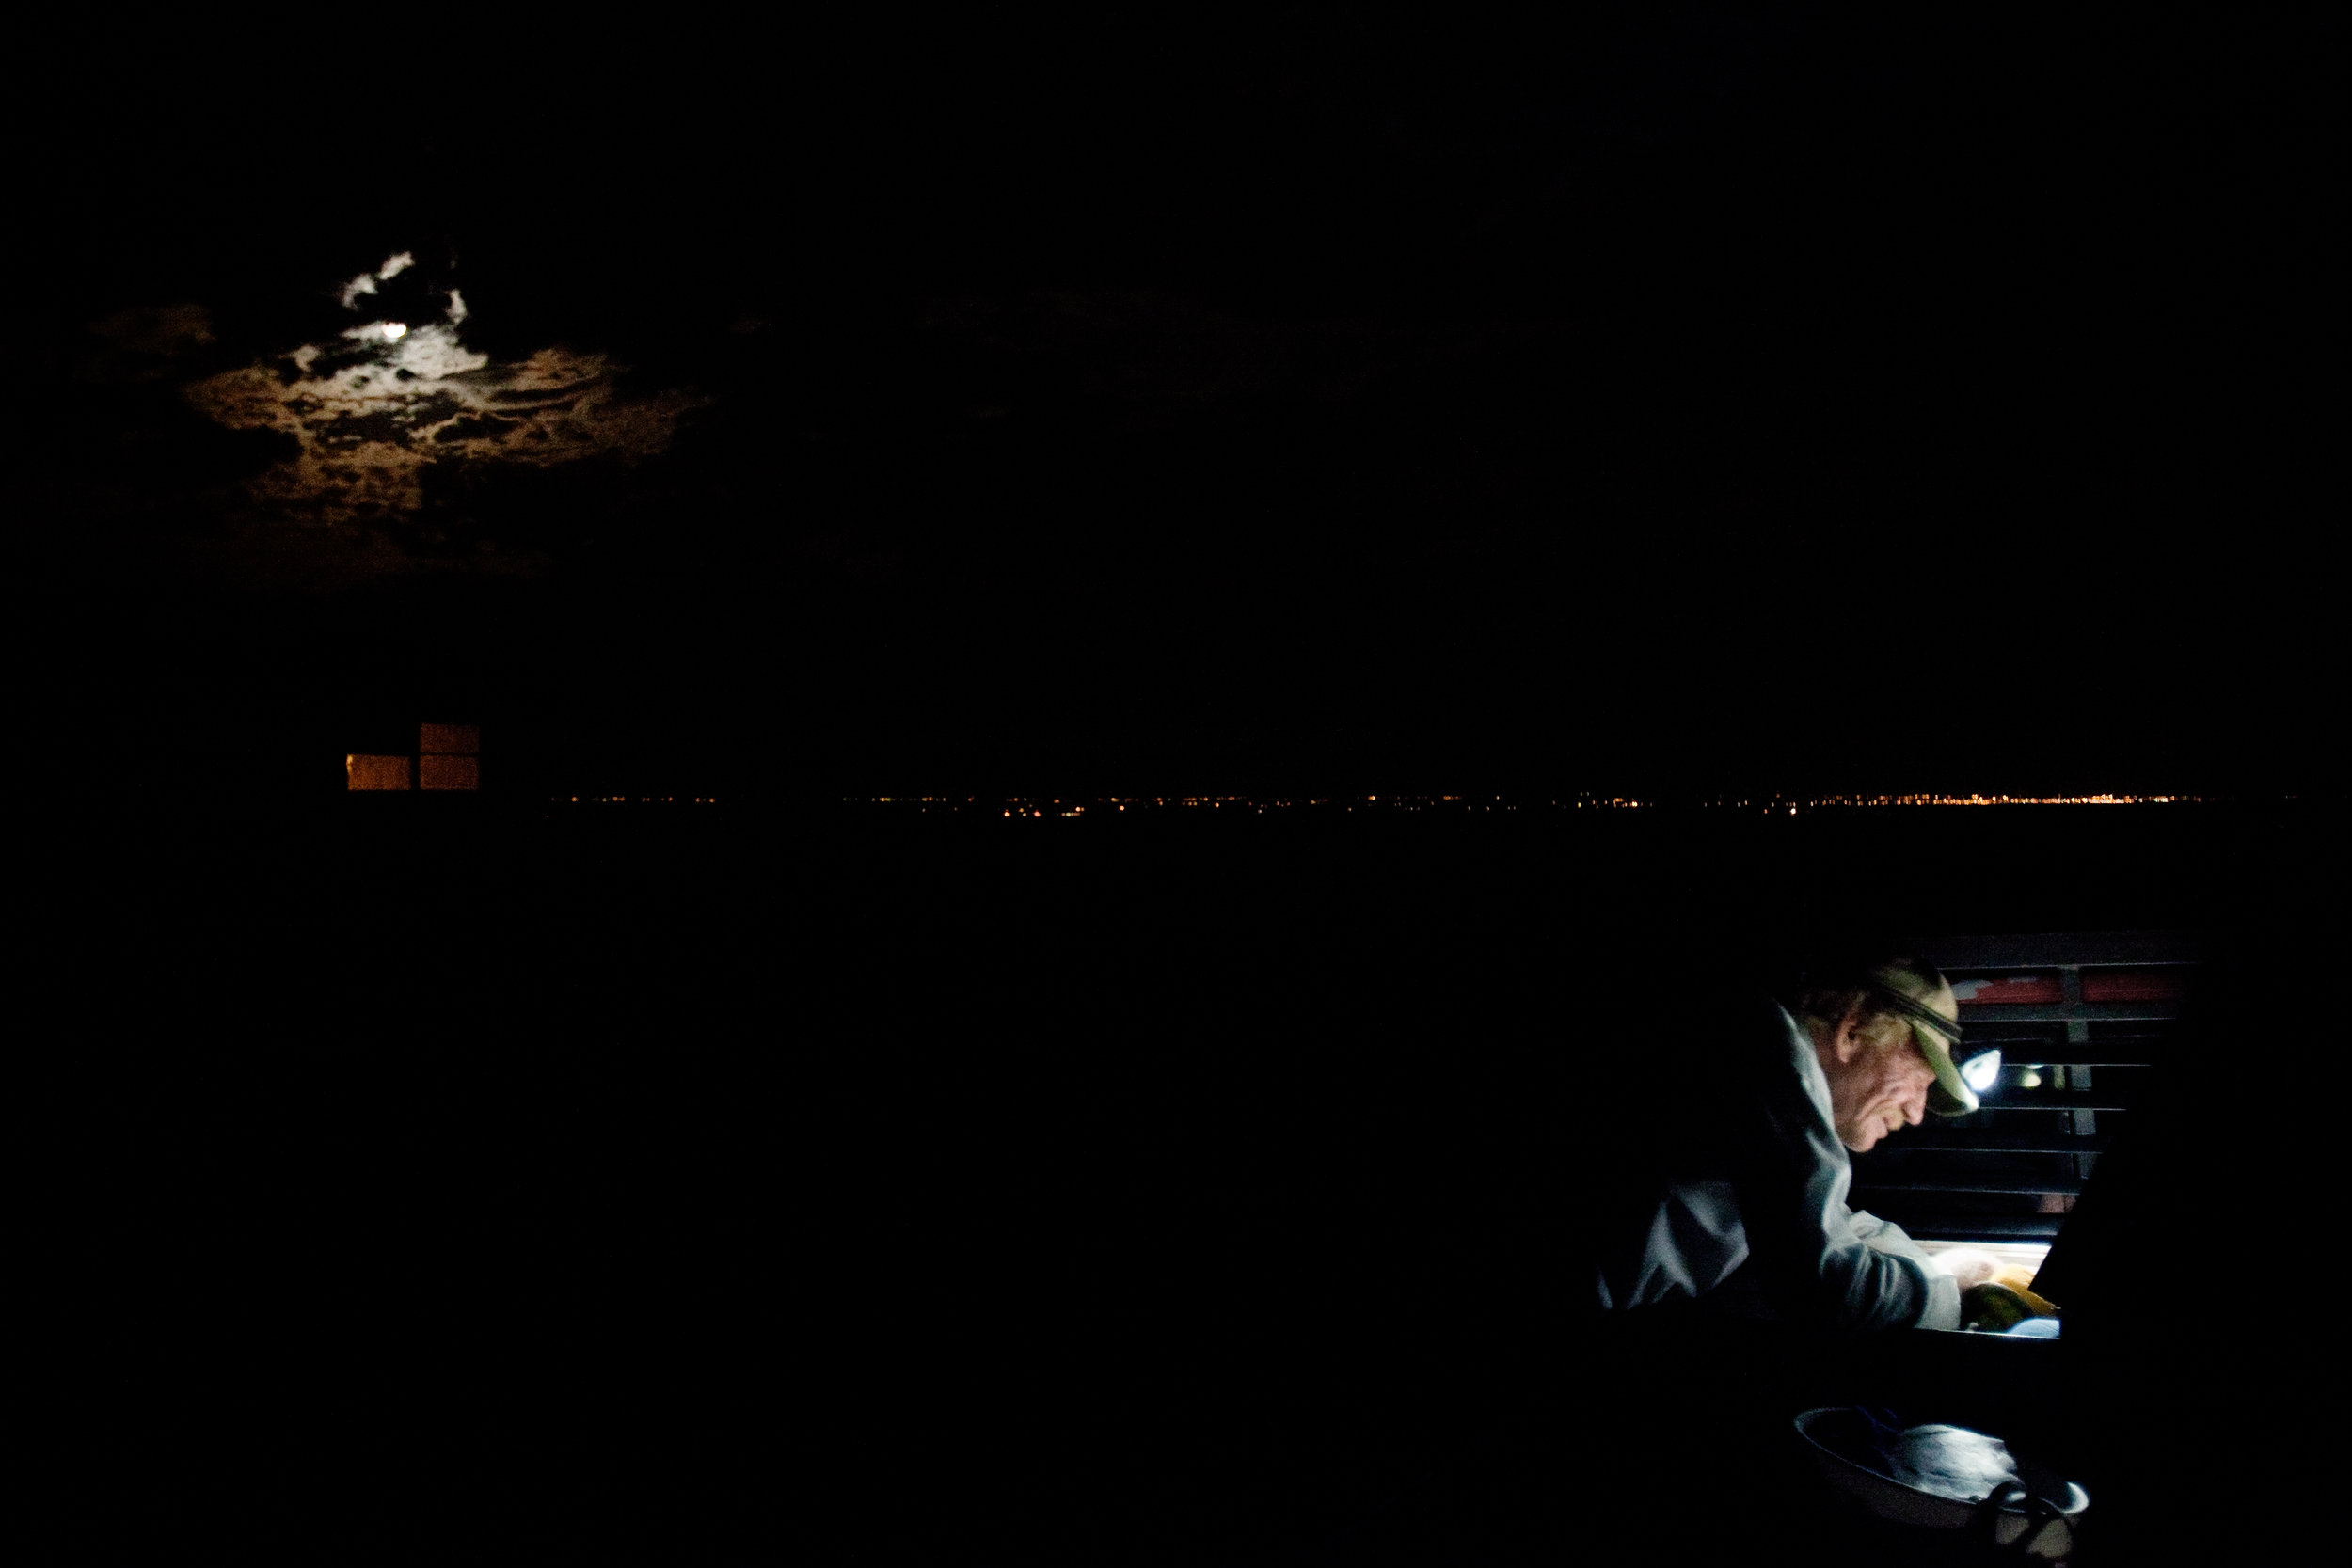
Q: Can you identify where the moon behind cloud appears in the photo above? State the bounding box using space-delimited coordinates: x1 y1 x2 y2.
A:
183 253 709 532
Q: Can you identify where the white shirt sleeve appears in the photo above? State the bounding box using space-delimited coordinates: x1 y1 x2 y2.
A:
1849 1209 1964 1330
1727 1001 1960 1330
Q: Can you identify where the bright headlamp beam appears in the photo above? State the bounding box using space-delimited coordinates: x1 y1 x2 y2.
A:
1961 1049 2003 1095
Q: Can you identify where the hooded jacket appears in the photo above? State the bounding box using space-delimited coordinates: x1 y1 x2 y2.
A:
1593 994 1963 1330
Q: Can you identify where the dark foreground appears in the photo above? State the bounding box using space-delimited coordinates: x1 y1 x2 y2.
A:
26 802 2332 1562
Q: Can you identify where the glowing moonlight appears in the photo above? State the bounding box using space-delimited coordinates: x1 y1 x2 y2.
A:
184 252 708 525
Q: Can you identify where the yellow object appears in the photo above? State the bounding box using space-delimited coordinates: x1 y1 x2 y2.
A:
1989 1264 2048 1301
2010 1283 2058 1316
1962 1280 2060 1330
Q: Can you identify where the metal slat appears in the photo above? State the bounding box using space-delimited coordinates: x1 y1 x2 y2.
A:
1979 1090 2131 1113
1854 1177 2086 1197
1959 1002 2179 1023
1976 1067 2154 1081
1899 1216 2065 1241
1869 1131 2115 1153
2001 1062 2148 1076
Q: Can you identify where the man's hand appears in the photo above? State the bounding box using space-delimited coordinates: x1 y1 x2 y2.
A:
1930 1247 2004 1289
1960 1280 2059 1331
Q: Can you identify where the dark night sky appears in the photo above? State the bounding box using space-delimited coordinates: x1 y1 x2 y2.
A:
26 13 2342 800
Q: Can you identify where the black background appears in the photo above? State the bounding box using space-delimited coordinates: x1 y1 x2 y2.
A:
28 798 2334 1561
22 13 2341 1563
26 11 2343 800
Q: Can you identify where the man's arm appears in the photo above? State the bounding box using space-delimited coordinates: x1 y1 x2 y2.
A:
1848 1210 1963 1329
1727 1000 1961 1330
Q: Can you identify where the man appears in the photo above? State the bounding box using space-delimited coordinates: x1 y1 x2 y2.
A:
1592 955 1984 1330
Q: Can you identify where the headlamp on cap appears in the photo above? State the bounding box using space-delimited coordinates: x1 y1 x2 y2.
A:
1862 979 1990 1116
1958 1047 2002 1095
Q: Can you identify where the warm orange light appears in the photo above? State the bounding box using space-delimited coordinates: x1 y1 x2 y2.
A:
347 754 413 790
421 754 479 790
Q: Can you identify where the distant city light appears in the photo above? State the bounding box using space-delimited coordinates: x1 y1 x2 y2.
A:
537 790 2234 814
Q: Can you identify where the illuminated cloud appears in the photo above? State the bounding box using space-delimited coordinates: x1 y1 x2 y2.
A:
184 252 707 527
335 251 416 309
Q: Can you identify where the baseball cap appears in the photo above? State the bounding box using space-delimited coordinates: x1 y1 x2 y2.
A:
1861 970 1990 1116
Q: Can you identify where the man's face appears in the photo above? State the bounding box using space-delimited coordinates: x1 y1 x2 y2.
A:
1820 1008 1943 1153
